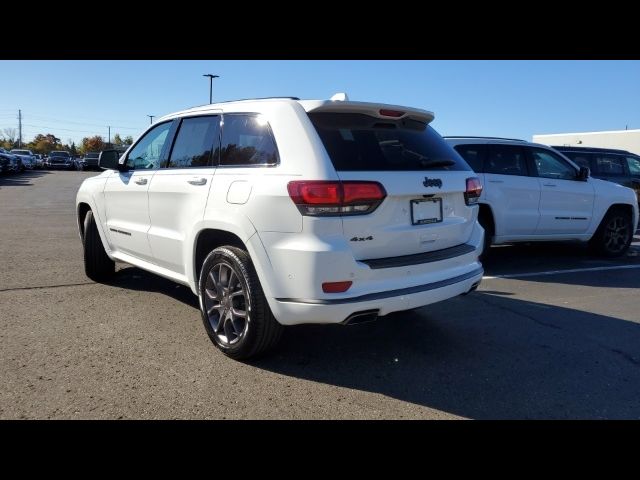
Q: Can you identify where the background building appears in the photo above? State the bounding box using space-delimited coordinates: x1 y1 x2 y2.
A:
533 129 640 155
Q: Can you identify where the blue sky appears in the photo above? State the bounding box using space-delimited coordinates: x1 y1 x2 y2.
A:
1 60 639 145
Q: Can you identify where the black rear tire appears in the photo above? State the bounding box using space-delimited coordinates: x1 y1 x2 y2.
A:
198 246 284 360
589 208 633 257
477 206 494 259
83 210 115 281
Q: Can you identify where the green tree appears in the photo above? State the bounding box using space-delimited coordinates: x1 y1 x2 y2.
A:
112 133 123 147
81 135 106 154
28 133 62 154
123 135 134 146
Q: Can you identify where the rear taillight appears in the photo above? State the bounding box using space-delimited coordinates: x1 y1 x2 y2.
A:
287 181 386 216
465 177 483 205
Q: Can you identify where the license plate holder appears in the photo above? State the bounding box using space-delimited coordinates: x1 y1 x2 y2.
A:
411 198 443 225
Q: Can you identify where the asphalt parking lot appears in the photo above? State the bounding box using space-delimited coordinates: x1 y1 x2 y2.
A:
1 170 639 419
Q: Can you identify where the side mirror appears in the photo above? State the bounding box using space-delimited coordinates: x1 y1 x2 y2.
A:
99 149 124 171
577 166 590 181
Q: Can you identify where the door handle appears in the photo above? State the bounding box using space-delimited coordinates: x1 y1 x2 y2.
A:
134 178 148 185
543 184 557 187
488 180 504 184
187 178 207 186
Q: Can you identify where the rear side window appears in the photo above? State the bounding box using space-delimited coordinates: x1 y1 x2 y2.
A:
453 144 487 172
219 114 278 166
167 116 220 168
595 154 625 176
308 112 470 171
486 145 529 176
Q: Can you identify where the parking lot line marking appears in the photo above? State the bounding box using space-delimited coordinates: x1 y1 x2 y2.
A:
483 263 640 280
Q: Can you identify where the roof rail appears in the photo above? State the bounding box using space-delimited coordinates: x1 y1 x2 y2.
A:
443 136 526 142
187 97 300 109
550 145 632 155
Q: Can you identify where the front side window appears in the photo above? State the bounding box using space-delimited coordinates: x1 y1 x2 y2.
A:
530 148 577 180
125 122 172 170
562 152 592 170
626 156 640 175
219 114 278 166
167 116 220 168
486 145 529 176
595 155 625 176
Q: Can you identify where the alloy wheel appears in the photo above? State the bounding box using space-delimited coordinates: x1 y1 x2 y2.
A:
203 261 249 345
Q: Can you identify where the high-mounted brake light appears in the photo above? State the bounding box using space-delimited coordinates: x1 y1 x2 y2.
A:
379 109 405 118
465 177 483 205
287 181 386 216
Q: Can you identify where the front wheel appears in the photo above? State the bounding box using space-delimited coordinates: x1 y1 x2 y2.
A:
83 210 115 280
589 208 633 257
198 246 284 360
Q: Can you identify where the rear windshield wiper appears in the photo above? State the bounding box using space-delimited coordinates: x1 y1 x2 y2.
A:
419 159 455 167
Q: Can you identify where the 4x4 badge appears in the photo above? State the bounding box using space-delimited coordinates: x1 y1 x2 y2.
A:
423 177 443 188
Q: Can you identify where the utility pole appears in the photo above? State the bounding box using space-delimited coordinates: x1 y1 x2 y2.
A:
18 109 22 148
108 126 111 148
147 115 155 124
202 74 220 104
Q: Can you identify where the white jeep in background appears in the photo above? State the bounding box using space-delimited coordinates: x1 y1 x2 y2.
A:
76 96 484 359
444 137 638 257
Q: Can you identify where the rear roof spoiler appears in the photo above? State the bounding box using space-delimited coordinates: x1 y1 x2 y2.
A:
298 100 435 124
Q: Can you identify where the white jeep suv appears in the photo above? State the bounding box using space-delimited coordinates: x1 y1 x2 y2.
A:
76 96 485 359
444 137 639 257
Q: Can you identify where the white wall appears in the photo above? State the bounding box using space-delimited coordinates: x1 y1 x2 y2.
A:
533 129 640 155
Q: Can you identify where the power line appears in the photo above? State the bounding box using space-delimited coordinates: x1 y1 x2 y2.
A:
26 114 142 130
22 123 110 134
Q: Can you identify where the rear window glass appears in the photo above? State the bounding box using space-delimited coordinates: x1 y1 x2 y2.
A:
486 145 529 176
220 114 278 166
308 112 470 171
453 144 487 172
167 116 220 168
595 155 625 176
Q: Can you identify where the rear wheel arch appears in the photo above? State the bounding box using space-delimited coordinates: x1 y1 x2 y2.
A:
478 203 496 237
194 229 248 286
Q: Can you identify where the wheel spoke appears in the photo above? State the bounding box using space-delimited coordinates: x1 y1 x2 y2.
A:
223 313 236 341
228 269 237 289
229 289 244 298
207 302 222 316
231 307 247 318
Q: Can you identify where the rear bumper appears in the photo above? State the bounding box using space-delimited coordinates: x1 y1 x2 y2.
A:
254 220 485 326
270 265 483 325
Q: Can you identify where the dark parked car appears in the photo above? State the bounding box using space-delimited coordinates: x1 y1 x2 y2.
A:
10 149 36 170
46 151 74 170
552 146 640 206
0 148 23 173
75 152 101 170
0 154 10 174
